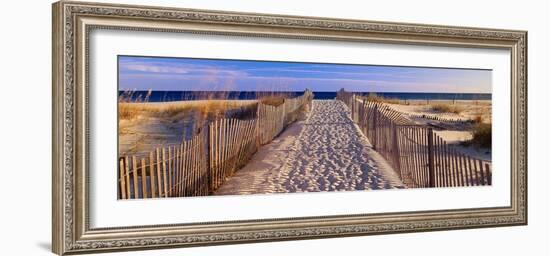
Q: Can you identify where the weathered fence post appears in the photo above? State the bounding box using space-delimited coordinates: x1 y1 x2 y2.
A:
361 99 367 132
427 127 435 187
484 163 492 185
282 98 287 126
372 104 378 149
350 94 355 121
204 123 211 195
118 157 126 199
392 124 401 178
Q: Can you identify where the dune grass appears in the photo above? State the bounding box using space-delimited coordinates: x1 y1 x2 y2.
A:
118 89 263 121
259 95 285 106
473 113 483 124
430 103 464 114
118 89 298 122
470 123 492 148
365 92 402 104
119 100 257 121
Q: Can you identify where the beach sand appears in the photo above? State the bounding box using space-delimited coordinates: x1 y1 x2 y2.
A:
215 100 405 195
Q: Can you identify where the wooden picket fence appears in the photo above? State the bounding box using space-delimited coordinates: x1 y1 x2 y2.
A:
257 104 285 145
336 90 492 188
208 118 259 191
257 91 313 144
118 90 313 199
118 129 209 199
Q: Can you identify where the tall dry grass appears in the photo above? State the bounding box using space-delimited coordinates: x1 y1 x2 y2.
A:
473 113 483 124
259 95 285 106
119 100 256 120
118 89 293 123
470 123 492 148
118 89 152 103
118 89 153 120
430 103 464 114
365 92 402 104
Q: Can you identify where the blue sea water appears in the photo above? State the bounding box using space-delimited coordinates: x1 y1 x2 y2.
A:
119 91 491 102
314 91 491 100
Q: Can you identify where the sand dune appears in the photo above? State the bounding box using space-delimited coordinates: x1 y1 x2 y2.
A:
215 100 405 195
385 100 492 161
387 100 492 124
118 100 256 156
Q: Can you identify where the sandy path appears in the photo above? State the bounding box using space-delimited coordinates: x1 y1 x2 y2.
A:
215 100 405 195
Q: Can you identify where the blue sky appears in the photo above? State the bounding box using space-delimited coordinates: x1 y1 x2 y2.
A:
118 56 491 93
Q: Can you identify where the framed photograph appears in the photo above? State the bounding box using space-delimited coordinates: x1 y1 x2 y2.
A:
52 1 527 255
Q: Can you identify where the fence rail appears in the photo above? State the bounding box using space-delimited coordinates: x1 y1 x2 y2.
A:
336 89 491 188
118 90 313 199
406 112 474 123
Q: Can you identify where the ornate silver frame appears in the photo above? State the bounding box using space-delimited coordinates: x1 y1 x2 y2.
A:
52 1 527 255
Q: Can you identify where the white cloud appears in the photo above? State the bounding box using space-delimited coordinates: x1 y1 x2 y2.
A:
124 64 189 74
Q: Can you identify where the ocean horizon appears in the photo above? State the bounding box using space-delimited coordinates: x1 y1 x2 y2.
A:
118 90 492 102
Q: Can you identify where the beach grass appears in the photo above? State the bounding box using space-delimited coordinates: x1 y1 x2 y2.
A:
118 100 257 121
470 123 492 148
473 113 483 124
259 95 286 106
365 92 402 104
118 89 298 121
430 103 464 114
